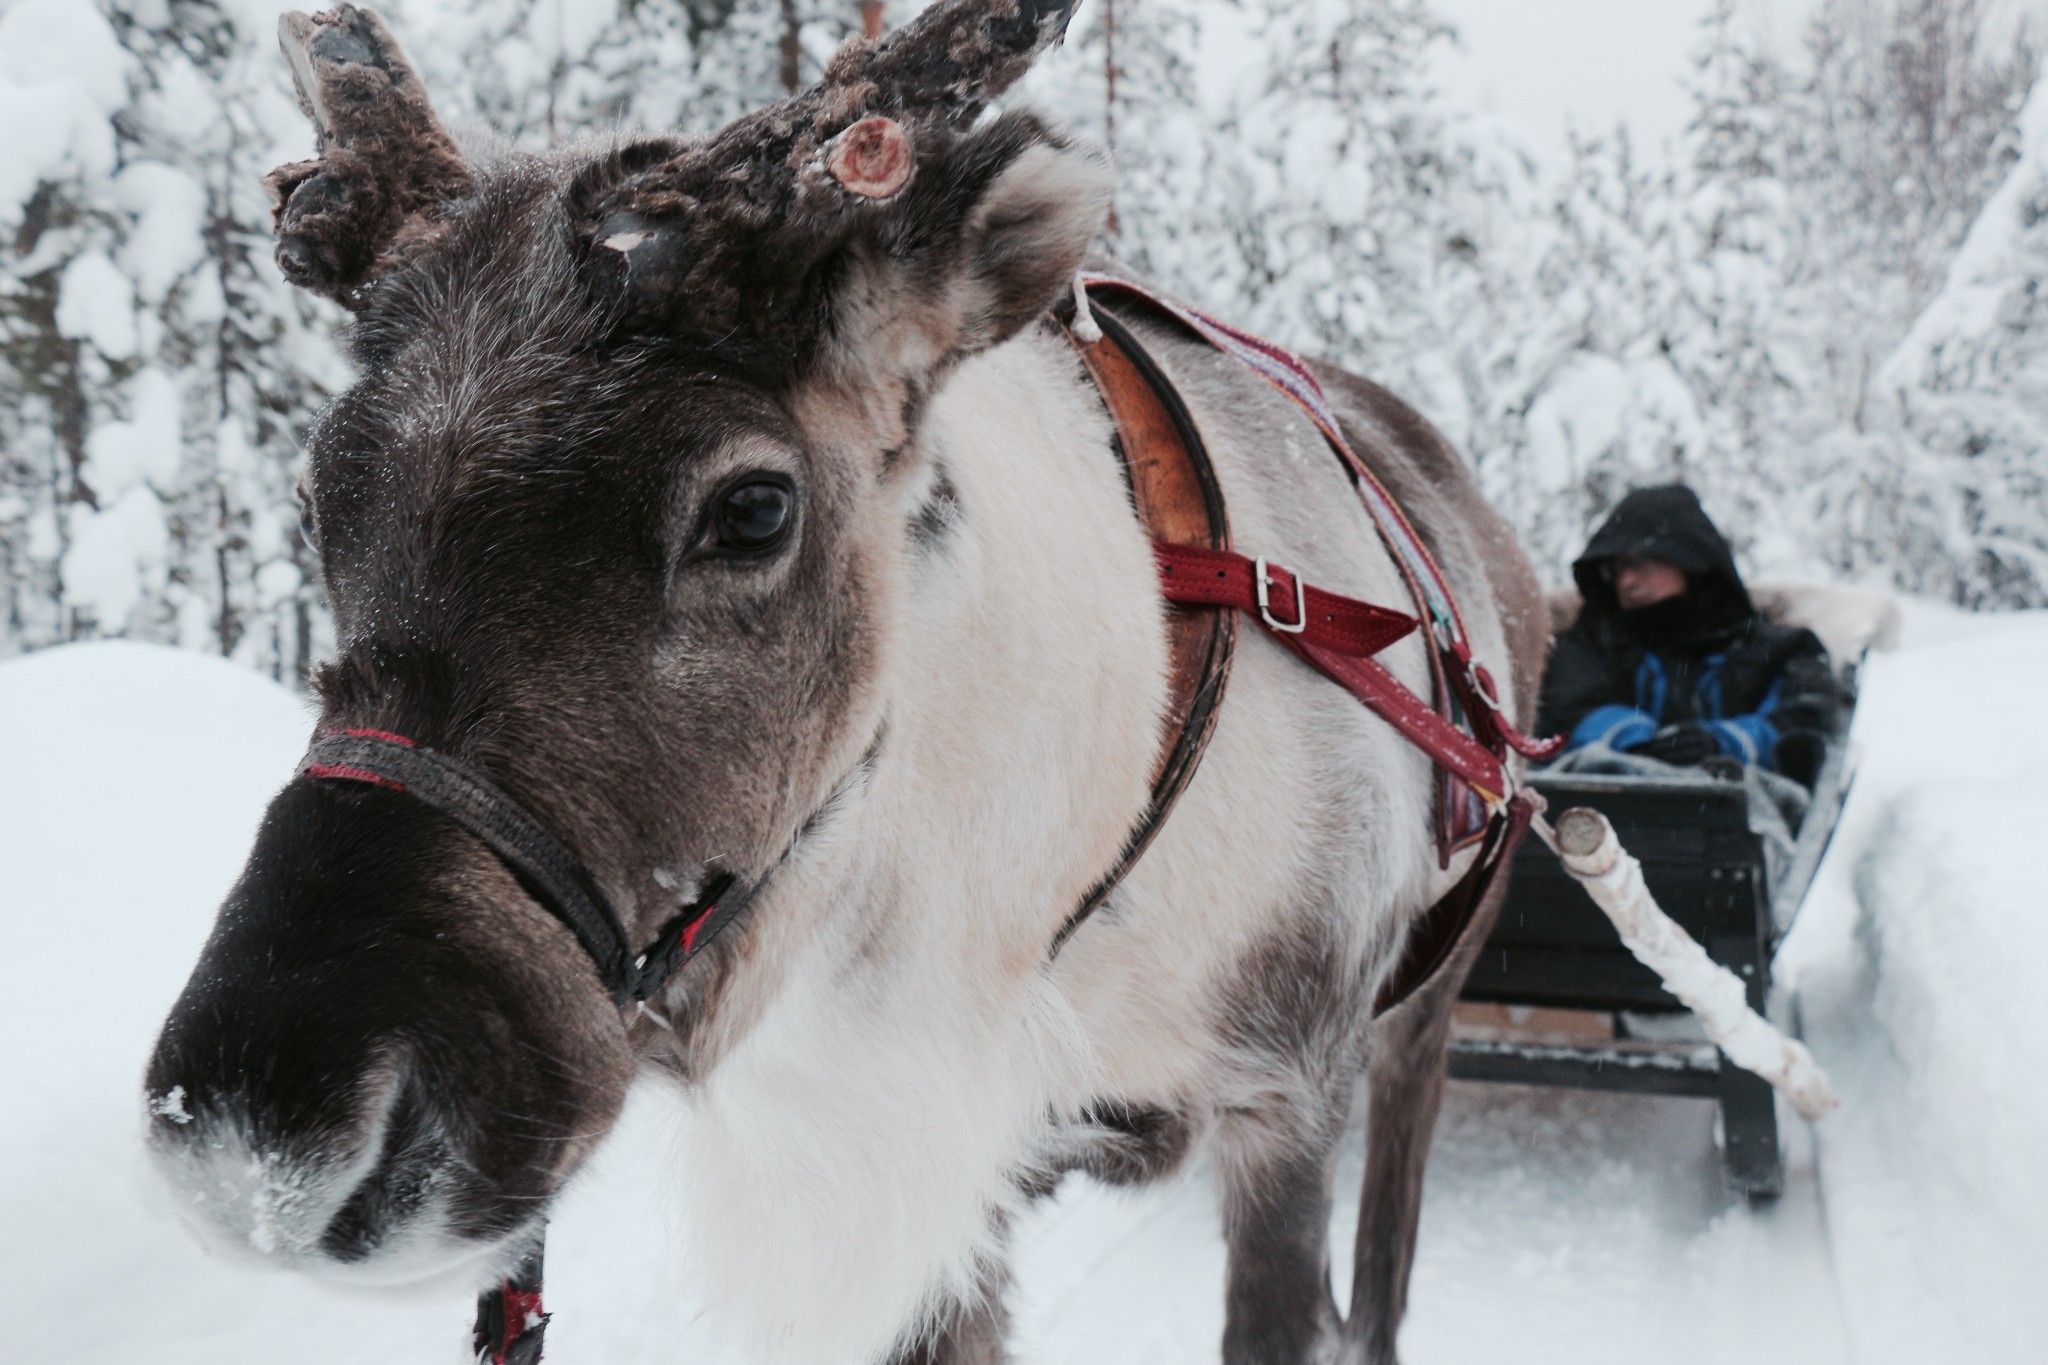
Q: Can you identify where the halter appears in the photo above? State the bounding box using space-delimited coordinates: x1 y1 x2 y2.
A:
303 729 736 1008
303 731 739 1364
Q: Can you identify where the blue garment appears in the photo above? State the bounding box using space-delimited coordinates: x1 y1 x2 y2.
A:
1560 652 1785 770
1567 703 1659 754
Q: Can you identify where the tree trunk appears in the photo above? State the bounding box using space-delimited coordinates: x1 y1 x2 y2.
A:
780 0 802 93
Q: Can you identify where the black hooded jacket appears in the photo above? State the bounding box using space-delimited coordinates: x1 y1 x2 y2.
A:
1536 486 1842 786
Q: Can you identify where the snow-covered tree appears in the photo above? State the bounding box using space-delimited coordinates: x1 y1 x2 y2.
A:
6 0 2047 684
0 0 355 677
0 0 138 655
1868 70 2048 605
1495 0 2042 596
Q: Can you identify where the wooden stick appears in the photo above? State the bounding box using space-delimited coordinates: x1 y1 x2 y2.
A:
1536 807 1838 1121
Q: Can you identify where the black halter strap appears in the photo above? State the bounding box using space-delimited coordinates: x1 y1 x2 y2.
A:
303 729 735 1007
471 1241 549 1365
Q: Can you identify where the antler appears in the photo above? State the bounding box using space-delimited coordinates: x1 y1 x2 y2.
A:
811 0 1078 197
264 5 474 305
579 0 1082 347
831 0 1079 129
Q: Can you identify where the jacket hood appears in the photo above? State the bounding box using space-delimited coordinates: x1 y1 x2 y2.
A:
1572 485 1753 627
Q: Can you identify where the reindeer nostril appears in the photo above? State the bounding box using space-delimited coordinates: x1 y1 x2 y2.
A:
319 1066 445 1264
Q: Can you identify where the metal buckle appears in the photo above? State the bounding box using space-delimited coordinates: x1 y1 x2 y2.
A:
1255 555 1308 634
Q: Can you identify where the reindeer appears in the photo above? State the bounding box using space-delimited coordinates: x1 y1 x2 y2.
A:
143 4 1547 1362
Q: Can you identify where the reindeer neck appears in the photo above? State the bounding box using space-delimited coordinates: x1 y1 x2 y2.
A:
875 324 1171 963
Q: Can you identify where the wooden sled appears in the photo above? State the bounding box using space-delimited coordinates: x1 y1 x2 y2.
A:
1451 582 1898 1200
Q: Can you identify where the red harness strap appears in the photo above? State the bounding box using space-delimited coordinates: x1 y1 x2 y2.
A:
1153 544 1416 661
1156 532 1534 1012
1080 279 1564 1016
1154 543 1508 800
1090 276 1563 836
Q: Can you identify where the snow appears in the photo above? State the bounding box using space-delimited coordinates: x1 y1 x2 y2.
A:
84 369 185 500
4 610 2044 1363
0 0 128 221
1524 353 1631 486
1778 606 2048 1365
111 163 210 306
54 251 141 361
1884 77 2048 393
60 486 170 630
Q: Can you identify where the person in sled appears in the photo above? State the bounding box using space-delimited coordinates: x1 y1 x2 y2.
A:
1538 485 1842 789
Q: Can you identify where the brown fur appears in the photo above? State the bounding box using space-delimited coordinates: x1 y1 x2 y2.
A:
266 6 475 303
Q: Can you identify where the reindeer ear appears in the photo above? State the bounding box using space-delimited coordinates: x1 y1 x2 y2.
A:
949 123 1110 352
264 5 473 306
829 113 1109 382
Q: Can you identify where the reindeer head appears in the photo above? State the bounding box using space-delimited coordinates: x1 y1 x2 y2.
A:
145 0 1106 1283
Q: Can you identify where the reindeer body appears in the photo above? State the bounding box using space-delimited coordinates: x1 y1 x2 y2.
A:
143 6 1545 1362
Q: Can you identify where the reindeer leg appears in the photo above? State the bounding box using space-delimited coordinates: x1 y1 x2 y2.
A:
1343 986 1451 1364
886 1227 1013 1365
1218 1116 1350 1365
1210 917 1369 1365
1344 878 1508 1365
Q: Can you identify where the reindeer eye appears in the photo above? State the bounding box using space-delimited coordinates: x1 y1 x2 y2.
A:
713 478 793 553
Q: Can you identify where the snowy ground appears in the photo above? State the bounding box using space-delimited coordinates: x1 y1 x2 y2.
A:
4 609 2044 1364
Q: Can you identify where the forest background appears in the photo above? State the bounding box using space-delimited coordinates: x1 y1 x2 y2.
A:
2 0 2043 683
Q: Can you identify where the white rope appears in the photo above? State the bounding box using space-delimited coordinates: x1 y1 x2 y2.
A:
1533 806 1838 1121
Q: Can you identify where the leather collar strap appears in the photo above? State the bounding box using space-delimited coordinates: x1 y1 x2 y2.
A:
304 729 735 1007
1079 274 1564 855
472 1243 547 1365
1060 282 1550 1020
1051 299 1240 952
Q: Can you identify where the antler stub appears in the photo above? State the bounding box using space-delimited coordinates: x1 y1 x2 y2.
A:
264 5 474 305
826 118 914 198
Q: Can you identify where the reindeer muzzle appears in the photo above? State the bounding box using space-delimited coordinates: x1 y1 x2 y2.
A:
303 729 734 1007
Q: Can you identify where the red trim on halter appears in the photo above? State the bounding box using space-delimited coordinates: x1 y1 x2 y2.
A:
495 1284 544 1364
341 727 417 747
304 762 406 792
679 908 711 957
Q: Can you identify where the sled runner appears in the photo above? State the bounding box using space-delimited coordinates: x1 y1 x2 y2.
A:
1452 586 1896 1198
